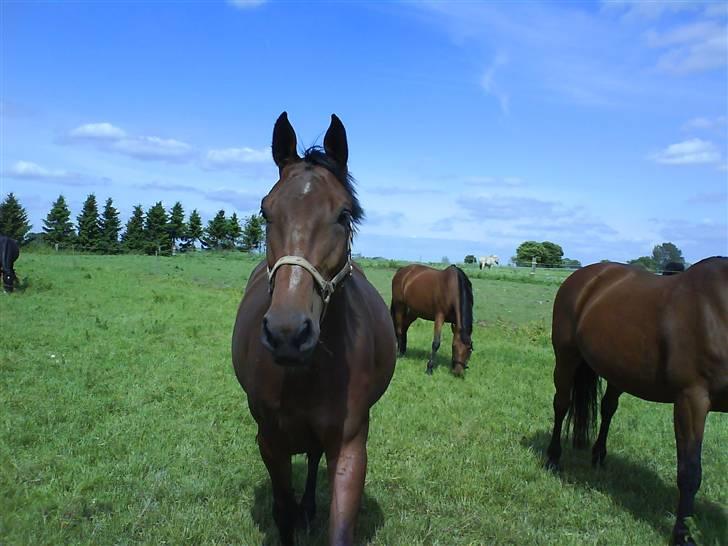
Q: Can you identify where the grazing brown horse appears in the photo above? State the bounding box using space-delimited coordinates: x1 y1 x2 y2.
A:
390 264 473 375
546 257 727 546
232 113 396 546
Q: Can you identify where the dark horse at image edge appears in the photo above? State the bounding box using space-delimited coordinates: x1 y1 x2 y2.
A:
546 257 727 546
390 264 474 375
232 113 396 545
0 235 20 293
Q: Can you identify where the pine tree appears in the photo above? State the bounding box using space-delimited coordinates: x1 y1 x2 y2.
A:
99 198 121 254
167 201 186 252
0 193 32 243
203 210 228 250
76 194 101 252
227 212 242 249
144 201 171 255
242 213 265 252
181 209 203 251
42 195 76 249
122 205 146 253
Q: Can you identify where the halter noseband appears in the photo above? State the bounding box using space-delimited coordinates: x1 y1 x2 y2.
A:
266 239 353 315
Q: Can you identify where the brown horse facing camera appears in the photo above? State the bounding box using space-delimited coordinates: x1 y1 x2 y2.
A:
232 113 396 546
390 264 474 375
546 257 728 546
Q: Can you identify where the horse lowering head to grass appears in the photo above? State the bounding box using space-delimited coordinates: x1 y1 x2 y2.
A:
0 235 20 293
390 264 473 376
231 112 396 546
546 257 728 546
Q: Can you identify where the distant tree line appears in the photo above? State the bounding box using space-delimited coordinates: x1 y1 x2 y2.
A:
512 241 581 268
0 192 265 255
627 242 685 272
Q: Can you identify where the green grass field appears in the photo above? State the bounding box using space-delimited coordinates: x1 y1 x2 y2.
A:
1 253 726 545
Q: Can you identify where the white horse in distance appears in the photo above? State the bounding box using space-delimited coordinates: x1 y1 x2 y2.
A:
479 255 499 270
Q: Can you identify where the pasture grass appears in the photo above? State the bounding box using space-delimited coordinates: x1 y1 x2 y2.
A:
1 253 726 545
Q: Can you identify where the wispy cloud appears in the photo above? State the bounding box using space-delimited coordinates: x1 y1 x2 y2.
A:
3 160 105 186
481 52 510 114
111 136 194 162
227 0 267 9
5 160 75 180
682 115 728 131
204 146 270 169
655 217 728 255
684 191 728 205
647 20 728 74
68 122 196 163
69 122 127 140
134 181 262 212
649 138 722 165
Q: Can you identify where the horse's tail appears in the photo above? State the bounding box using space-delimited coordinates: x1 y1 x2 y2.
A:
453 266 473 346
566 360 600 449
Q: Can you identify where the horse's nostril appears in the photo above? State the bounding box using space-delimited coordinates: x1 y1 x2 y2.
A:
294 318 313 349
262 317 278 348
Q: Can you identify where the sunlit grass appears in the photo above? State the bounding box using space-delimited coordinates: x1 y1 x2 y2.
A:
1 253 726 545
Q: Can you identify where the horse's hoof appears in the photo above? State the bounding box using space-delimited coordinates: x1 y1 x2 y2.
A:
545 459 561 473
425 367 433 375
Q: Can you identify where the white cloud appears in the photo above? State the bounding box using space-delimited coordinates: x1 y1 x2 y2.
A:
6 160 74 179
480 52 510 114
227 0 267 8
205 146 270 167
111 136 194 162
682 115 728 131
649 138 722 165
69 122 126 140
647 20 727 74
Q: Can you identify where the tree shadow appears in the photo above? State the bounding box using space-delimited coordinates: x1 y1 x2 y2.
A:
251 459 384 545
521 431 727 545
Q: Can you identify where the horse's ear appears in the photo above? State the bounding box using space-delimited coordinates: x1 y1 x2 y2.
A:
323 114 348 167
272 112 299 168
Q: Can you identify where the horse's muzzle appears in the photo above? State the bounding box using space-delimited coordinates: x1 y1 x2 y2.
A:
261 313 319 366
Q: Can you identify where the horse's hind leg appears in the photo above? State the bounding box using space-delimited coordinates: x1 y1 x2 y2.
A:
591 383 622 468
299 448 323 529
672 389 709 546
391 303 412 356
258 433 297 546
426 314 444 375
546 348 580 470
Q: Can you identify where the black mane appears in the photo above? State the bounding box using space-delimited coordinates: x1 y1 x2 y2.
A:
302 146 364 227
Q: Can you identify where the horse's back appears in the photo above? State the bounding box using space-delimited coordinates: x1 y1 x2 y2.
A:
554 259 728 405
392 264 453 321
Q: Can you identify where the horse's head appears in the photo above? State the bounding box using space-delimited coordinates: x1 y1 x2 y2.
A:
260 112 362 366
2 271 14 293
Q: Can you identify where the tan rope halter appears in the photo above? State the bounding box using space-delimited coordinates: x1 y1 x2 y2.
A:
267 239 354 316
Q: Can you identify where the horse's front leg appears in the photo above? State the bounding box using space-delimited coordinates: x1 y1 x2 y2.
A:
672 389 709 546
426 314 444 375
326 421 369 546
258 432 297 546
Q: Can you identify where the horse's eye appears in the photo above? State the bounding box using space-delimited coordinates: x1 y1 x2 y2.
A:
337 209 351 226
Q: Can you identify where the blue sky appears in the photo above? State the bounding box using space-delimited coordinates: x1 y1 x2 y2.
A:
2 0 726 264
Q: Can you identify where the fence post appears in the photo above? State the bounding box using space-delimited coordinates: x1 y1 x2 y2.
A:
531 256 537 275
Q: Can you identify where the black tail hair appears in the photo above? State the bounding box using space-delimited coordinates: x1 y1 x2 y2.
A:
565 361 601 448
453 266 473 346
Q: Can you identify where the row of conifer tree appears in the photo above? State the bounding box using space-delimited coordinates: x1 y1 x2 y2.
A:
0 192 265 255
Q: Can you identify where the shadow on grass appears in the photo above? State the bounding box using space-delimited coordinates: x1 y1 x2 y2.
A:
251 460 384 545
522 431 727 545
397 347 455 374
